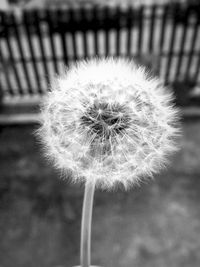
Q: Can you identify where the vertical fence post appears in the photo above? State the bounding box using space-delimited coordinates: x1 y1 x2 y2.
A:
158 4 169 77
33 10 50 88
10 13 33 95
46 9 59 74
165 3 179 84
80 7 88 59
116 6 121 57
137 5 144 56
148 4 156 53
23 11 43 94
126 6 133 57
69 8 78 61
104 6 109 57
0 37 14 96
92 6 98 56
193 51 200 84
2 12 23 95
57 9 69 66
175 6 190 80
185 11 199 82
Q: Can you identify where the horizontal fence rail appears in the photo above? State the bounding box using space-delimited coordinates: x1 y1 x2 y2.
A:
0 3 200 106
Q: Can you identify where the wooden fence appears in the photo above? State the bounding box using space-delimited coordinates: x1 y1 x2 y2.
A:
0 3 200 107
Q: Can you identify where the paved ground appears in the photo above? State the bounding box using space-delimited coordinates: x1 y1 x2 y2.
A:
0 118 200 267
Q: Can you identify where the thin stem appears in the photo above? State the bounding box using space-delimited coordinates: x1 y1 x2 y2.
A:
80 181 96 267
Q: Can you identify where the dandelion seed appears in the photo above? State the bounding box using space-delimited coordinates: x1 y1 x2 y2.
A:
38 58 180 190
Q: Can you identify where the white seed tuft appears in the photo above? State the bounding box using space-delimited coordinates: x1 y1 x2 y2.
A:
37 58 181 190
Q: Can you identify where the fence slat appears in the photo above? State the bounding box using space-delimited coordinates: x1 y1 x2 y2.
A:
175 6 190 79
116 6 121 57
80 7 88 58
10 13 33 94
126 7 133 57
165 4 179 84
46 9 59 73
148 5 156 53
157 5 169 76
194 51 200 83
2 13 23 95
104 6 109 57
33 10 50 87
92 7 99 56
23 11 43 94
0 42 14 96
69 8 78 61
57 9 68 65
185 18 199 81
137 6 144 55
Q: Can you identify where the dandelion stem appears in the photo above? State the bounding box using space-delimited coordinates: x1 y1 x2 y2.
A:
80 181 95 267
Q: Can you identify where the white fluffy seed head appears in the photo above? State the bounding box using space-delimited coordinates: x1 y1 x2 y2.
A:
37 58 180 190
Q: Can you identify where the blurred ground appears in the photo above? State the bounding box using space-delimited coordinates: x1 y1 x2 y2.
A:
0 118 200 267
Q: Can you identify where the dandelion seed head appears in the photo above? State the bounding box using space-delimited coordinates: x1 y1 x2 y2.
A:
38 58 180 190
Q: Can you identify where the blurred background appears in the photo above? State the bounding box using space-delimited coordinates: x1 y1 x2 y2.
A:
0 0 200 267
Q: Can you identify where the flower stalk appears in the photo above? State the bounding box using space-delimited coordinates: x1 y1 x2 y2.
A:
81 181 96 267
37 58 180 267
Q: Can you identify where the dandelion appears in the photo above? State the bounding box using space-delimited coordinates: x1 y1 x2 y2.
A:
38 58 180 267
39 58 179 189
